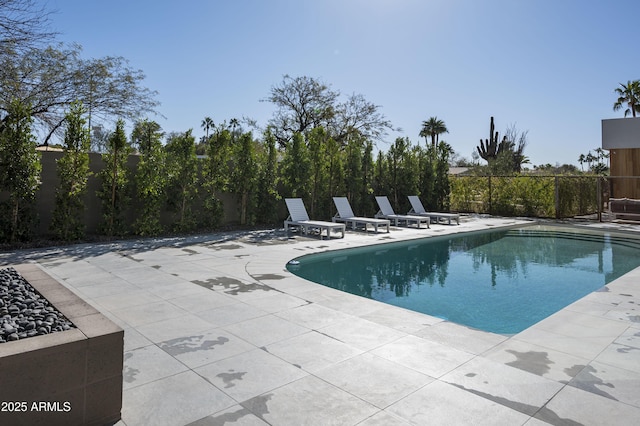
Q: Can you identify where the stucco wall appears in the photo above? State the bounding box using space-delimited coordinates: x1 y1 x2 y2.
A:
33 151 241 237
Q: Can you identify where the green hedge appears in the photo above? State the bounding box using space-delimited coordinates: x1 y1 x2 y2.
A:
450 175 601 218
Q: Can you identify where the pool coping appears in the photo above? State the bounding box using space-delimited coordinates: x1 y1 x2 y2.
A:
283 221 640 335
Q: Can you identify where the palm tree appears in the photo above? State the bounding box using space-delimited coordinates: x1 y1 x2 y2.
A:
419 117 448 147
613 80 640 118
201 117 215 141
585 152 596 172
578 154 585 171
230 117 239 131
229 117 240 143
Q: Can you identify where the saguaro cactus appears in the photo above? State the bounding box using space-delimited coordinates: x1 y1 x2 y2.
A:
477 116 508 161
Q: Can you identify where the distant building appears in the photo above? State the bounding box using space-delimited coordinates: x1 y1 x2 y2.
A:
449 167 470 175
35 145 63 152
602 118 640 198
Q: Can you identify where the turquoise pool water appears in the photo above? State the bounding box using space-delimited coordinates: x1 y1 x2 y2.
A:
287 225 640 334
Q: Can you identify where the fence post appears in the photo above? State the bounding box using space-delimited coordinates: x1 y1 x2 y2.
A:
488 176 492 215
597 177 602 222
554 176 560 219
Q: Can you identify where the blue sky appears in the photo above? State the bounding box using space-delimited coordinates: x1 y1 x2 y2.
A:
48 0 640 167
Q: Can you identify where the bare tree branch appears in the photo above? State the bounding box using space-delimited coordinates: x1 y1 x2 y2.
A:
0 43 160 144
263 75 396 147
0 0 57 54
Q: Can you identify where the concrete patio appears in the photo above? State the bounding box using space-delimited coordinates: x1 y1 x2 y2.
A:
1 216 640 425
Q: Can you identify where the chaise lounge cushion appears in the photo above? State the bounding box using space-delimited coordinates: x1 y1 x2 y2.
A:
610 198 640 219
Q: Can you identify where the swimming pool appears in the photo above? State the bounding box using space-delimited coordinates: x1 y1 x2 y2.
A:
286 225 640 334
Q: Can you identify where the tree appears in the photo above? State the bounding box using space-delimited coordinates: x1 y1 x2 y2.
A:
0 98 40 243
593 147 609 174
387 137 417 210
131 119 163 154
201 128 232 228
503 124 529 173
373 150 388 198
476 116 508 163
344 137 363 209
325 136 344 205
132 120 166 236
90 124 110 153
418 145 436 209
264 75 338 146
307 127 329 217
229 117 240 143
231 132 257 225
585 152 596 171
97 119 131 237
50 101 91 240
613 80 640 118
476 117 529 174
165 130 198 231
262 75 340 146
360 140 375 215
201 116 214 141
255 127 280 224
195 118 210 155
264 75 394 146
0 0 55 54
0 43 160 145
331 94 395 145
280 132 310 200
78 56 159 140
419 117 448 147
578 148 609 175
533 163 580 175
433 142 452 210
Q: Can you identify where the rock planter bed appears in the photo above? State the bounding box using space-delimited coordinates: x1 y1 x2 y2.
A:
0 264 123 426
0 267 76 342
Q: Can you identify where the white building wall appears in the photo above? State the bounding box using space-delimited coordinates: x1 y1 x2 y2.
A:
602 117 640 149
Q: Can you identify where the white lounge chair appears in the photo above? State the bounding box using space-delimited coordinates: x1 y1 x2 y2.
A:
284 198 345 239
374 196 430 228
332 197 390 233
408 195 460 225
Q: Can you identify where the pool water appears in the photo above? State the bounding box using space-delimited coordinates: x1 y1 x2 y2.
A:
287 225 640 334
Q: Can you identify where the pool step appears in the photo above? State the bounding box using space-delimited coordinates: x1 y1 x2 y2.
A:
505 229 640 250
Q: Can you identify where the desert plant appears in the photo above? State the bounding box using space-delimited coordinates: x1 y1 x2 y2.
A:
477 117 508 162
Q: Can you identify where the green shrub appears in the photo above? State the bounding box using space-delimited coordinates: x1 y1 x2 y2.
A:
450 175 598 218
50 102 91 241
97 119 132 237
557 176 598 217
0 100 41 243
450 176 489 213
